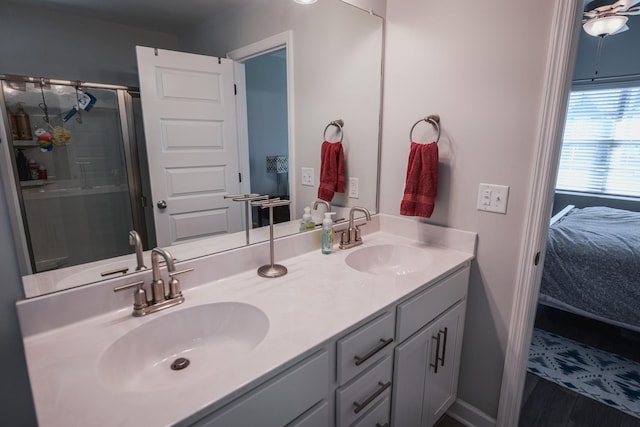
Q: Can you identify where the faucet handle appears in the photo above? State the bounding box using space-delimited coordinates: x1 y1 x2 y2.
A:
167 268 193 299
355 226 362 242
114 280 148 312
168 268 194 278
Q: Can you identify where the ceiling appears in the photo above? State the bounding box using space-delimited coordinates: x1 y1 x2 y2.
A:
7 0 254 32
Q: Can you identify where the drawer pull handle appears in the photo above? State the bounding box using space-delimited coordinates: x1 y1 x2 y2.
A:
439 327 448 367
376 424 389 427
430 333 441 373
353 381 392 414
354 337 394 366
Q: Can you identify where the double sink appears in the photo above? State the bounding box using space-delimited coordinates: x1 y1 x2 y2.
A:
98 244 426 392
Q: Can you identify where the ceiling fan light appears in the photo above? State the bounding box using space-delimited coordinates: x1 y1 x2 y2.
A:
583 15 628 37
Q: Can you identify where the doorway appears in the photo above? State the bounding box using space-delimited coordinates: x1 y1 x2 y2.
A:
498 1 640 424
244 48 290 227
228 31 294 228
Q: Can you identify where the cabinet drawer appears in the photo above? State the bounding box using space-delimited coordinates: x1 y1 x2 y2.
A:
396 266 469 342
193 350 329 427
336 355 393 427
336 311 395 384
286 400 329 427
351 395 390 427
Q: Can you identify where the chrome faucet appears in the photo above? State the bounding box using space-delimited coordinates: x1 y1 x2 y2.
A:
313 199 330 215
114 247 192 317
339 206 372 250
128 230 146 271
150 247 175 303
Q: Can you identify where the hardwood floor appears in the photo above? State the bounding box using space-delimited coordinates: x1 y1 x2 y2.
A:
435 414 466 427
519 305 640 427
520 373 640 427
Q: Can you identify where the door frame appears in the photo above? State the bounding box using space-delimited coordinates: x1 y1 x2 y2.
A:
227 30 296 212
496 0 583 425
0 84 32 275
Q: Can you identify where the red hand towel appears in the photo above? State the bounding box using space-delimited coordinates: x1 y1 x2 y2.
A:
318 141 345 202
400 141 438 218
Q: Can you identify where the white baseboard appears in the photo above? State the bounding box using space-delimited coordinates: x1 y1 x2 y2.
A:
447 398 497 427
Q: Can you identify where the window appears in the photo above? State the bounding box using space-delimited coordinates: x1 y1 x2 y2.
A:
556 84 640 198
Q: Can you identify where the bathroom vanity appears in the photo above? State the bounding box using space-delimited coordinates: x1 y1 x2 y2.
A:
16 214 476 427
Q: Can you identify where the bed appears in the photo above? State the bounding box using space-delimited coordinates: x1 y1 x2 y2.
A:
539 205 640 333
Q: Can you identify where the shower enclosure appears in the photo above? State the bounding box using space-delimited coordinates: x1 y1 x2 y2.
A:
0 76 154 275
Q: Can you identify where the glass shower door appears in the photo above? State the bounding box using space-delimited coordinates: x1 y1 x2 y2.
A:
3 80 147 273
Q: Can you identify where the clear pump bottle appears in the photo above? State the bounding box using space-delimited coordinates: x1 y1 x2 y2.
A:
321 212 336 254
300 206 315 232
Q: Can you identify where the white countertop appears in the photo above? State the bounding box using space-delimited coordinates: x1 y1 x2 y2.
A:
17 214 476 427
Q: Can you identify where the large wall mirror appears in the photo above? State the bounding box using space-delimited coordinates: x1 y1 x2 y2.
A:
0 0 384 298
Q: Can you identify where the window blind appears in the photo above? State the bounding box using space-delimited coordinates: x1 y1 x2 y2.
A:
557 85 640 198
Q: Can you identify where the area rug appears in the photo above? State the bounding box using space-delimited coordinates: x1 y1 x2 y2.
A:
528 328 640 419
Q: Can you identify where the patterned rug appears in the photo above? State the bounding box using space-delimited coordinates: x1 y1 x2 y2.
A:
528 328 640 419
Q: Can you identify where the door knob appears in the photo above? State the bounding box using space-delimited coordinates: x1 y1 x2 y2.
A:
157 200 167 209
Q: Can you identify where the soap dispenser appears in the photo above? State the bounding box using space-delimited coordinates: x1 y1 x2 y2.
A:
321 212 336 254
300 206 315 232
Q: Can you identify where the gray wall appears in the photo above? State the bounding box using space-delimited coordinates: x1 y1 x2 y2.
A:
573 15 640 82
246 51 289 197
380 0 558 419
0 2 179 422
0 1 179 87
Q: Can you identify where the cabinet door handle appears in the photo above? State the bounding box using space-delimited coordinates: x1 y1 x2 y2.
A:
439 327 448 367
430 333 441 373
353 381 392 414
354 337 394 366
376 423 389 427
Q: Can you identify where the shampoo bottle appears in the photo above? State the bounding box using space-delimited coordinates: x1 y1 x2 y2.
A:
300 206 314 232
321 212 336 254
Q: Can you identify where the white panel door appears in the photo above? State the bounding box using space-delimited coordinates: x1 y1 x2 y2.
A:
136 46 242 246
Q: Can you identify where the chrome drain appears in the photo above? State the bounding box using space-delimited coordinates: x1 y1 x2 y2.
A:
170 357 190 371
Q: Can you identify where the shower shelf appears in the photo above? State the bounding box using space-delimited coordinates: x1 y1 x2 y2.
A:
20 180 53 188
13 140 38 148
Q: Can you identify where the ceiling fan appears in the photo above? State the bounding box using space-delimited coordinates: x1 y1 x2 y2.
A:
583 0 640 37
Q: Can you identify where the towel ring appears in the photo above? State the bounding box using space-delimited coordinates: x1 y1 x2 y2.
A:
409 114 440 144
323 119 344 143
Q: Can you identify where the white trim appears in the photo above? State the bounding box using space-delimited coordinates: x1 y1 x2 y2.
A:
496 1 583 426
227 31 296 214
447 399 496 427
233 62 251 196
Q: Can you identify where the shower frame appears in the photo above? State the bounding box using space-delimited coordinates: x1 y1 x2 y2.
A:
0 74 150 275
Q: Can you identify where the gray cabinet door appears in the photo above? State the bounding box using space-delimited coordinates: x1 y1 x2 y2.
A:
390 323 434 427
423 301 466 426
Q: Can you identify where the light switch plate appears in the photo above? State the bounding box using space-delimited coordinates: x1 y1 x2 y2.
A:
348 177 359 198
477 183 509 214
301 167 314 186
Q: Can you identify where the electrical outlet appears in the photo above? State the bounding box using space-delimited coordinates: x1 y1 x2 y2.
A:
477 183 509 214
349 177 359 198
301 167 314 186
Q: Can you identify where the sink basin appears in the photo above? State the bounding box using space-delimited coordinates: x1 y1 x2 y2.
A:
98 302 269 391
345 244 431 276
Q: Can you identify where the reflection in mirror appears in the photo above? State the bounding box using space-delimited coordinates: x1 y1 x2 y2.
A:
0 0 383 298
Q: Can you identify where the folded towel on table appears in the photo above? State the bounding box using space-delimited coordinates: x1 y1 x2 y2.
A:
400 141 438 218
318 140 345 202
